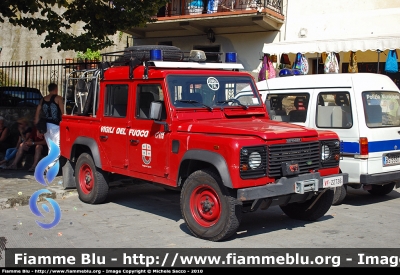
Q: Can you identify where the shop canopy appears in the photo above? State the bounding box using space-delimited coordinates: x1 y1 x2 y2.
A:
262 34 400 55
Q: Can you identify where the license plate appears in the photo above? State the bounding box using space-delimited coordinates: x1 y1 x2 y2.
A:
323 176 343 188
383 154 400 166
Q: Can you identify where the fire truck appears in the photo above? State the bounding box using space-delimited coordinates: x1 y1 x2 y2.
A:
60 45 347 241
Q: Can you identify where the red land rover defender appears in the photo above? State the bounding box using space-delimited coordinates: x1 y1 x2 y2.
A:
60 46 347 241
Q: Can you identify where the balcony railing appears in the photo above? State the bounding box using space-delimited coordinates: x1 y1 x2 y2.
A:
158 0 283 17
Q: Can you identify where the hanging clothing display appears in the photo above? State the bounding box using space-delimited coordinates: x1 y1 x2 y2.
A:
348 51 358 73
292 53 302 70
324 52 339 74
258 54 276 81
300 54 309 74
385 50 399 73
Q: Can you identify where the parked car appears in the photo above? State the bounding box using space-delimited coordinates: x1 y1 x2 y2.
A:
241 73 400 205
0 86 43 107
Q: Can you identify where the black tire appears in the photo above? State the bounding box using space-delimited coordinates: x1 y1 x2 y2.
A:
367 182 395 196
280 189 334 221
180 169 242 241
75 153 109 204
332 185 347 205
123 45 183 62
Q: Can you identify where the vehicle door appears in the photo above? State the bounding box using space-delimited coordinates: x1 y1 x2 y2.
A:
129 83 169 178
360 90 400 176
99 83 130 169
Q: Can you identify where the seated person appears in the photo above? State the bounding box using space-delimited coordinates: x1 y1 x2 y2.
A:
0 116 13 157
6 124 47 172
0 117 32 168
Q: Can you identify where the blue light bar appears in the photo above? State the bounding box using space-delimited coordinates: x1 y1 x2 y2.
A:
292 69 302 75
150 49 163 61
225 52 237 63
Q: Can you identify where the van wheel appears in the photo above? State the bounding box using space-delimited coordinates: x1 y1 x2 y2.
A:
75 153 109 204
332 185 347 205
180 169 242 241
280 189 334 220
367 182 395 196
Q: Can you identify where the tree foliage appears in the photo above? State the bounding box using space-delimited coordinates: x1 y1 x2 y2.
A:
0 0 168 51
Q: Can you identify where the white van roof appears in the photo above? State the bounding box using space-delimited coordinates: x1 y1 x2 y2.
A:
256 73 399 92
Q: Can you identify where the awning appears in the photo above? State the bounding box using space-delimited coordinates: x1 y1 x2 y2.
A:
262 34 400 55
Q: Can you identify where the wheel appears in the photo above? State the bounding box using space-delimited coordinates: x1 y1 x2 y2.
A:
123 45 183 62
180 169 242 241
280 189 334 221
332 185 347 205
367 182 395 196
75 153 109 204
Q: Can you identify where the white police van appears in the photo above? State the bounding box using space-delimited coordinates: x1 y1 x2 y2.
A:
238 73 400 205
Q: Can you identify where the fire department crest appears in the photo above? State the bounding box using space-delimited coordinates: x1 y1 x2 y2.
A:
142 143 152 165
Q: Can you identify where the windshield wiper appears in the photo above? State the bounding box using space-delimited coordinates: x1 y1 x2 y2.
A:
176 100 213 111
217 99 248 110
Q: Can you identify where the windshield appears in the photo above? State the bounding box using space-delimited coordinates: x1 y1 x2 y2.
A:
166 75 261 109
362 91 400 127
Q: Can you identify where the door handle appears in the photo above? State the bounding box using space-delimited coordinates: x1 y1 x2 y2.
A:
100 135 108 140
130 139 139 145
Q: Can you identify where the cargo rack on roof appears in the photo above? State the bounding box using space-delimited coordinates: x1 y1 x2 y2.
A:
100 45 224 65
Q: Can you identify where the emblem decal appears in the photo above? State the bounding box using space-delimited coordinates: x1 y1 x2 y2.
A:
286 138 301 143
142 143 151 165
207 77 220 91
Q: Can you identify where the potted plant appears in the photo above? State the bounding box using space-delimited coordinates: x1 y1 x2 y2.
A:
76 48 101 69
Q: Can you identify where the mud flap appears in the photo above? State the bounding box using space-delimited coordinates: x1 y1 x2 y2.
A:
62 159 76 189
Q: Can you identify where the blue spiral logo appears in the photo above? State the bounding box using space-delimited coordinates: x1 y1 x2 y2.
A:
34 139 60 186
29 189 61 229
30 137 62 229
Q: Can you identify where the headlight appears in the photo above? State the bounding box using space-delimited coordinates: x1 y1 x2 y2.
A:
320 140 341 168
321 144 331 160
240 146 266 179
248 152 262 169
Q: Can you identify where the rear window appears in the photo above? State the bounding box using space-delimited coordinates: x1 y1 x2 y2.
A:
362 91 400 128
0 87 43 107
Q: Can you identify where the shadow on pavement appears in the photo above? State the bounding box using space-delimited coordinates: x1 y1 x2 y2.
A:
101 181 335 241
333 188 400 207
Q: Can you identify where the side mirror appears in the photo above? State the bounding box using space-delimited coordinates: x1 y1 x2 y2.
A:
150 101 162 120
150 101 170 132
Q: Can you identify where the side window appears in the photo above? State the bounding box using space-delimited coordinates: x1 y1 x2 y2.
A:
266 93 310 123
104 84 128 118
316 92 352 128
137 84 166 120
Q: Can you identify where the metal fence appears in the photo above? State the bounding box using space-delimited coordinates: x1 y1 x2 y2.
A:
162 0 283 17
0 59 99 96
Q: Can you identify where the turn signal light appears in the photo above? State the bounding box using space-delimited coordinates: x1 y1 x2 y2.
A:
359 137 369 158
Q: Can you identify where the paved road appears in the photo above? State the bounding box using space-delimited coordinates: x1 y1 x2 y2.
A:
1 178 400 264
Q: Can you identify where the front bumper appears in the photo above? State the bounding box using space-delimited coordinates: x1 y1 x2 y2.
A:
360 171 400 185
237 172 348 202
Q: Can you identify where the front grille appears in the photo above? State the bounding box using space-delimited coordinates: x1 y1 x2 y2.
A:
267 142 320 178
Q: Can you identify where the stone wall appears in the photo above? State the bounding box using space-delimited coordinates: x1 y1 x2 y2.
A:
0 20 129 63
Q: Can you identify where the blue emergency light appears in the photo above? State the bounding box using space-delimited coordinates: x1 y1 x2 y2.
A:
150 49 163 61
225 52 237 63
